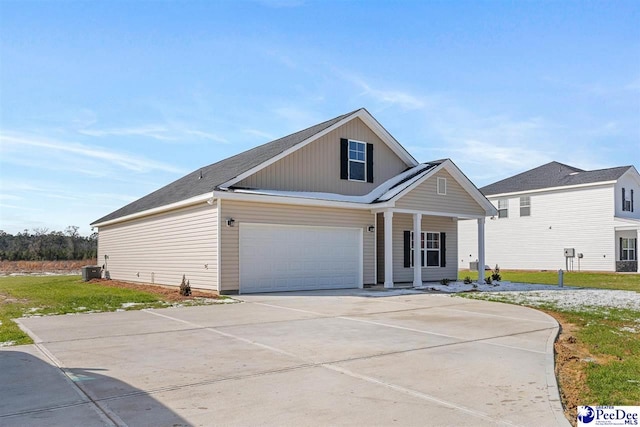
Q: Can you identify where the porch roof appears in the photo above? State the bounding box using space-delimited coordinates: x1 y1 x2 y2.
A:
614 217 640 231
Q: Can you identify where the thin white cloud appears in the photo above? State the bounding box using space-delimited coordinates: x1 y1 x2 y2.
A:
184 129 228 143
0 132 185 174
453 139 551 169
78 124 228 143
44 193 80 201
243 128 276 140
92 193 138 203
78 125 174 140
338 72 426 110
0 203 40 212
358 82 425 110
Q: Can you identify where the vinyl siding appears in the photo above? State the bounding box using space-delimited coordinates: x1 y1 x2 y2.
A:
220 200 376 292
458 184 616 271
236 118 409 195
390 214 458 282
395 170 486 217
614 172 640 219
97 203 218 290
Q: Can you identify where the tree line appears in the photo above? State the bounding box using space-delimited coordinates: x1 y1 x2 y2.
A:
0 227 97 261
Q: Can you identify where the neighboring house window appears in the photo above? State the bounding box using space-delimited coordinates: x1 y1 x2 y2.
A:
497 199 508 218
437 177 447 195
403 231 446 268
340 139 374 183
622 188 634 212
620 238 637 261
520 196 531 217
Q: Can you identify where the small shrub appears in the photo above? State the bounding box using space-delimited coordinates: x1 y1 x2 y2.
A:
440 278 450 286
463 276 472 284
491 264 502 282
179 274 192 296
484 276 492 285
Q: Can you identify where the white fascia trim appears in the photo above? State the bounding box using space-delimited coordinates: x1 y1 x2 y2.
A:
370 207 485 219
376 162 444 203
614 217 640 231
614 216 640 225
219 109 418 189
615 225 640 232
212 190 373 210
356 110 418 166
487 180 618 199
619 166 640 186
92 193 214 228
379 160 497 216
439 161 497 215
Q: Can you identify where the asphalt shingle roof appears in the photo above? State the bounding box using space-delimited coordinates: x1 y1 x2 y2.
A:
92 109 359 225
480 161 632 196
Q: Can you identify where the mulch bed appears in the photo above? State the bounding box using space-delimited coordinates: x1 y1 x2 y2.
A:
87 279 222 302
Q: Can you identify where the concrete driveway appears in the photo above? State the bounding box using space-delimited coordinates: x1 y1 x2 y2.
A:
2 291 569 426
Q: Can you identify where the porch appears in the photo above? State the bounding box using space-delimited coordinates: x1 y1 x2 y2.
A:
374 210 487 287
615 219 639 273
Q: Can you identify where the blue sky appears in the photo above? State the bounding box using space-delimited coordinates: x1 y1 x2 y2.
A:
1 0 639 236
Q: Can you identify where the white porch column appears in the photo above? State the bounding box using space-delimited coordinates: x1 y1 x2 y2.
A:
384 211 394 288
477 217 486 285
413 213 422 287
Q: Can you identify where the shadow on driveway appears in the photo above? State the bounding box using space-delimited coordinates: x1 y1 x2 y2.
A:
0 347 190 426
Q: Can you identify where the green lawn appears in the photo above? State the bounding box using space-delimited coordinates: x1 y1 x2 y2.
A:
0 275 170 346
459 269 640 292
457 270 640 409
568 308 640 405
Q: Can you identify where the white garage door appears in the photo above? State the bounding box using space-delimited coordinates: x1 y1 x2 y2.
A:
239 223 362 294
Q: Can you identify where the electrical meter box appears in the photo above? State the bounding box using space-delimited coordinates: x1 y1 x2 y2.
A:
564 248 575 257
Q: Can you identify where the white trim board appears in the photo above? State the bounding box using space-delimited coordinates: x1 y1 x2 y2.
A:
486 181 618 199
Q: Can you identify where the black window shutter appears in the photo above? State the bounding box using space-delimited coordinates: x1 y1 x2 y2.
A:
340 139 348 180
635 238 638 261
403 231 411 268
632 189 634 212
620 237 623 260
440 232 446 267
622 187 626 210
366 143 374 183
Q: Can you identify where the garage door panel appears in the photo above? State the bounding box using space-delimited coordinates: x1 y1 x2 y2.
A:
240 224 362 294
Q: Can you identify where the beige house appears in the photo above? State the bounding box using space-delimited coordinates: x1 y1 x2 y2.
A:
92 109 496 294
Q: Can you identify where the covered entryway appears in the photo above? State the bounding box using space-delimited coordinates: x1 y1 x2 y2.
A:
615 219 639 273
239 223 363 293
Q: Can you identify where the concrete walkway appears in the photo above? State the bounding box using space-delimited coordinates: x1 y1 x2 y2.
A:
2 291 570 426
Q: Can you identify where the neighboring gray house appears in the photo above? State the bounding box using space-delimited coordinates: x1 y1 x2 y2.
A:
92 108 496 293
459 161 640 273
